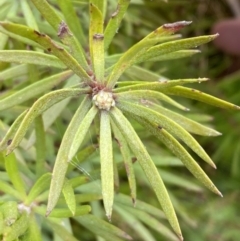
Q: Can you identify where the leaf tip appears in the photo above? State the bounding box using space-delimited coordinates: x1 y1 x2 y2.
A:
45 209 51 217
132 197 136 207
106 213 112 222
219 191 223 198
163 21 192 32
6 147 13 156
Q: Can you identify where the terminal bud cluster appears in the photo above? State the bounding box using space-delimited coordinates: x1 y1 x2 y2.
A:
92 90 115 111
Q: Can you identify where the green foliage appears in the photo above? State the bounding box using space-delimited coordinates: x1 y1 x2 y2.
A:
0 0 238 240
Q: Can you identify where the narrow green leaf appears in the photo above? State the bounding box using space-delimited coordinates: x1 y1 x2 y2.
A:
20 0 39 30
36 206 91 218
89 3 104 83
4 212 29 241
35 116 46 177
0 64 27 83
125 65 162 82
159 170 203 192
0 70 72 111
0 50 66 68
91 0 106 15
76 214 132 241
114 204 156 241
30 0 61 30
0 180 22 199
104 0 130 50
111 122 136 204
115 193 165 219
100 111 114 220
75 193 102 203
114 78 208 93
118 101 216 168
110 107 182 240
25 173 51 205
0 22 92 83
122 205 179 241
137 34 218 63
116 90 189 111
62 178 76 215
162 86 240 110
150 103 221 136
21 214 42 241
58 193 102 205
68 106 98 162
106 21 191 88
0 110 27 152
7 88 89 154
69 176 89 188
0 25 41 48
47 97 91 216
31 0 89 70
56 0 86 45
4 153 26 198
147 49 201 62
49 221 79 241
135 116 223 197
67 144 98 173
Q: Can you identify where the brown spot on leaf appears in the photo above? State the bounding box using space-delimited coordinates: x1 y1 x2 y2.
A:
34 30 46 37
7 139 12 145
47 48 51 52
132 157 137 163
93 33 104 40
157 125 163 130
58 21 72 38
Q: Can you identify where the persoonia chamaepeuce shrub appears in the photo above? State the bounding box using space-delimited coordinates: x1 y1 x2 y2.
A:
0 0 239 240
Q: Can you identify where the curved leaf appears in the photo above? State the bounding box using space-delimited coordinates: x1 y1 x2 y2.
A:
114 78 208 93
0 22 92 83
46 97 91 216
110 107 183 240
0 110 27 152
0 50 65 68
7 88 89 154
121 205 179 241
135 116 222 197
31 0 89 69
150 102 221 136
162 86 240 110
118 101 216 168
0 70 73 111
25 173 51 205
114 204 156 241
76 214 132 241
137 34 218 63
116 90 189 111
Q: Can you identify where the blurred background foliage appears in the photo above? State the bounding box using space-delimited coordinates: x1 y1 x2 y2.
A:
0 0 240 241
